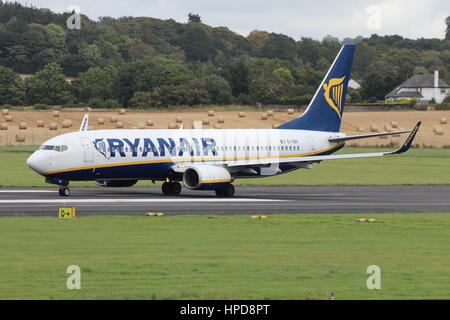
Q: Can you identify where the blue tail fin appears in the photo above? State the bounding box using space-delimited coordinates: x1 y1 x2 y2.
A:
276 44 355 132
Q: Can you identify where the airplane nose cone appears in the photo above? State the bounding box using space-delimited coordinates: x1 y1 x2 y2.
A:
27 151 47 174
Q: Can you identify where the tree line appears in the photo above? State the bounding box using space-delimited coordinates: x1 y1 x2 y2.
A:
0 1 450 108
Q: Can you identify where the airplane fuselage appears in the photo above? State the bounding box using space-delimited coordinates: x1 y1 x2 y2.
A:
27 128 345 183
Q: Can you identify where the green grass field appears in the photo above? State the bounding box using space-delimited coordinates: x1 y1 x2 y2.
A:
0 146 449 187
1 214 449 299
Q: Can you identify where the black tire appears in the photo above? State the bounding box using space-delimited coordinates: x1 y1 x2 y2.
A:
171 182 181 195
223 184 235 197
59 187 70 197
215 188 225 197
216 184 234 197
162 182 171 195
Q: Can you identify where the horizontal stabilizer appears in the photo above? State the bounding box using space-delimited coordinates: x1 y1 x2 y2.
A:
329 130 410 143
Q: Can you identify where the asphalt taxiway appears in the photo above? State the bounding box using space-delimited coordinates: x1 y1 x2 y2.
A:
0 185 449 216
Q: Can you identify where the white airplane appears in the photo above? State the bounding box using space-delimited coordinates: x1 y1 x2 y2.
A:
26 44 421 197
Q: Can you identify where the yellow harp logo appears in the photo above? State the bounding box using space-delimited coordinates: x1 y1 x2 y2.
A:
323 76 345 118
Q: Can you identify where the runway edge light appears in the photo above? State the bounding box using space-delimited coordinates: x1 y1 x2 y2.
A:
58 207 76 219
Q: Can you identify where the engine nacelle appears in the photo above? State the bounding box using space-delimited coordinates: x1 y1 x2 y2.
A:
183 165 231 190
95 180 138 187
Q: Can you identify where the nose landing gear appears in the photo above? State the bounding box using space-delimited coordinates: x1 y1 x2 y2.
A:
162 181 181 196
58 186 70 197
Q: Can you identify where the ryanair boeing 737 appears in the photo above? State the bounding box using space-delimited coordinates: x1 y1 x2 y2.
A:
26 44 421 197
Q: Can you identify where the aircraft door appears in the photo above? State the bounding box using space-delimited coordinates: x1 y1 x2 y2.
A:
80 137 94 163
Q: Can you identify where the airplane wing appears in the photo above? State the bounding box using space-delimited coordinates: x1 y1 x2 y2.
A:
328 130 411 143
227 121 421 168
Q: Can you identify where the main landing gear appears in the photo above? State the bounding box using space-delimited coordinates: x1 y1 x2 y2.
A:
215 184 235 198
162 181 182 196
58 186 70 197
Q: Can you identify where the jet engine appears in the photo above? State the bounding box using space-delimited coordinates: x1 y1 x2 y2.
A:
183 165 231 190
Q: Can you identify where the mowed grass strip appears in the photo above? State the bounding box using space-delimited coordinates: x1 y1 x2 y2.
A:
0 147 449 187
0 214 450 300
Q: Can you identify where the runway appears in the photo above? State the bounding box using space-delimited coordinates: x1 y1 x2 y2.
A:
0 185 449 216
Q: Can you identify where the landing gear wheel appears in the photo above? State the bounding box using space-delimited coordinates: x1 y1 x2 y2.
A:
59 187 70 197
162 182 171 195
162 182 182 196
171 182 182 195
215 184 235 197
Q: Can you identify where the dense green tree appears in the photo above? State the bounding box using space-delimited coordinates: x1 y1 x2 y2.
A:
188 13 201 23
247 58 295 103
221 58 249 97
1 2 450 106
74 65 118 102
179 24 216 62
0 65 25 105
24 63 71 105
254 33 297 61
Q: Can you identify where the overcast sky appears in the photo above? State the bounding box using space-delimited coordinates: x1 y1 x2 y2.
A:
14 0 450 40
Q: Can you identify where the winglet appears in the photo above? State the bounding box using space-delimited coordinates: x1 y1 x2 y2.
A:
387 121 421 155
80 114 89 131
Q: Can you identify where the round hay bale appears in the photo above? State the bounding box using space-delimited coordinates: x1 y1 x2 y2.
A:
36 120 44 127
238 112 246 118
287 108 294 115
217 117 225 123
440 117 448 124
427 106 436 111
0 123 8 130
116 121 124 129
49 122 58 130
2 109 9 115
146 120 154 127
384 124 392 131
434 127 444 136
84 107 92 112
267 110 274 117
369 124 379 132
208 110 215 117
390 138 400 147
118 108 126 115
168 123 178 129
52 110 60 117
202 119 210 125
356 126 365 132
96 117 105 125
5 115 12 122
15 134 25 143
422 141 432 148
213 124 221 129
175 116 183 123
62 120 73 128
137 123 145 129
261 113 268 120
390 121 399 128
110 116 118 123
18 122 27 130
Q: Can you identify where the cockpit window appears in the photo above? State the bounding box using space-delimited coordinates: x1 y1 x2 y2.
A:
40 145 68 152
